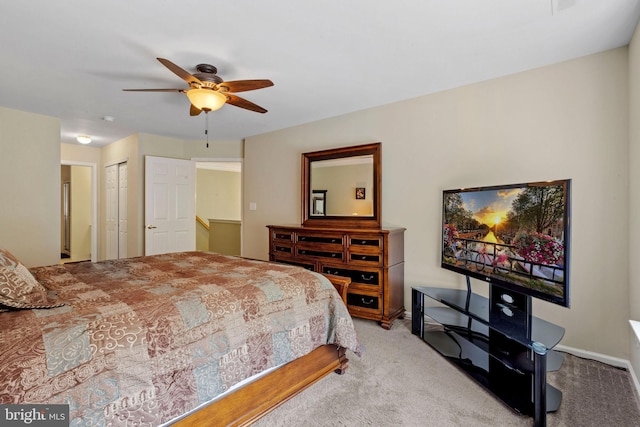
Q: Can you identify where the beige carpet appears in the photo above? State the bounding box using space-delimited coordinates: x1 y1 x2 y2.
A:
254 318 640 426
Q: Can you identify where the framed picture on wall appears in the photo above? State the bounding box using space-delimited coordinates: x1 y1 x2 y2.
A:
355 187 365 200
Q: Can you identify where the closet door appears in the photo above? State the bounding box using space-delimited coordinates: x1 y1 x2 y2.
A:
118 163 128 258
105 162 128 260
105 164 118 260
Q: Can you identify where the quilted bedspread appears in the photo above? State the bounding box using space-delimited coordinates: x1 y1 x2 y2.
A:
0 252 360 426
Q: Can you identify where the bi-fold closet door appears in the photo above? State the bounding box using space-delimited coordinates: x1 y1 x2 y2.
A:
106 162 128 260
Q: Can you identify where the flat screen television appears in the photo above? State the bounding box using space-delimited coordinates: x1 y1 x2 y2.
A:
442 179 571 308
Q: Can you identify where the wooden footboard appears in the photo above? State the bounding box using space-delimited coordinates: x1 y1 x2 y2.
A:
172 344 348 426
323 273 351 304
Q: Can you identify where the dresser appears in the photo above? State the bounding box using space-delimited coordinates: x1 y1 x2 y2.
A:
267 225 405 329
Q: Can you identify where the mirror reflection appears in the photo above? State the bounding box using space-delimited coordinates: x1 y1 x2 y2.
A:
311 189 327 216
310 155 374 217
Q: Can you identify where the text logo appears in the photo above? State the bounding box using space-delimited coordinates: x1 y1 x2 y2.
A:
1 405 69 426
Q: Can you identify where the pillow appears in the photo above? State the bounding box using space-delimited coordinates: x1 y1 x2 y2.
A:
0 248 65 310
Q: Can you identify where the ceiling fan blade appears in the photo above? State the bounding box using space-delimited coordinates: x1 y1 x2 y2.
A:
219 79 274 93
122 88 185 92
190 104 203 116
157 57 202 86
225 94 268 113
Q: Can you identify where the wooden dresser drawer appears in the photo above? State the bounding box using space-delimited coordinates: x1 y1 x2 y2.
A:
347 292 381 312
348 234 383 249
297 233 344 245
321 265 380 287
348 252 382 265
273 244 293 255
297 247 344 261
272 229 294 243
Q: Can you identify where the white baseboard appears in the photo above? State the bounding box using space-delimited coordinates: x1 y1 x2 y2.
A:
555 344 628 368
405 311 640 397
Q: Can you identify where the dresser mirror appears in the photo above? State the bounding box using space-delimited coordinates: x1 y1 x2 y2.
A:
302 142 381 228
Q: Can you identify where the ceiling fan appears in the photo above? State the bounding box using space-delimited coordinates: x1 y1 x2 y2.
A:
123 58 273 116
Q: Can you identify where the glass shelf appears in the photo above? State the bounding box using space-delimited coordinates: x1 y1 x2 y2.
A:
412 285 565 424
414 286 564 351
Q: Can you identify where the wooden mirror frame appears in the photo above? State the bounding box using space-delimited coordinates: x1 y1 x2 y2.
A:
302 142 382 229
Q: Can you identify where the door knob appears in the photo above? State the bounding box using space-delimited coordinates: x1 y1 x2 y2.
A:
146 225 157 229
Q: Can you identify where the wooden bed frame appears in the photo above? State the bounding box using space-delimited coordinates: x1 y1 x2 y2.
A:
173 344 348 426
172 274 352 426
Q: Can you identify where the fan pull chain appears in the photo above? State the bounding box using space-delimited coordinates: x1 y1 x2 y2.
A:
205 112 209 148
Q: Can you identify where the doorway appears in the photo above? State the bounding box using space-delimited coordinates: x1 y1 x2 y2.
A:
60 161 97 263
195 160 242 256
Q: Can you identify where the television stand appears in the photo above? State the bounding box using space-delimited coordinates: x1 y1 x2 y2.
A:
411 282 565 427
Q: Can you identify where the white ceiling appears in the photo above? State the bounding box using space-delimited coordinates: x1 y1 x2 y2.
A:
1 1 639 147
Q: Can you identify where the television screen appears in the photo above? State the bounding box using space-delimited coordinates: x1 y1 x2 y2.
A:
442 180 571 307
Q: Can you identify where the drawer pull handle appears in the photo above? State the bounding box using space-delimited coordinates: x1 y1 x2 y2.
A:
299 250 306 254
332 253 338 257
361 297 374 305
361 274 374 281
300 236 306 241
332 239 337 243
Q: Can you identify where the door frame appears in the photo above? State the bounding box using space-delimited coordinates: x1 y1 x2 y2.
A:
60 160 98 262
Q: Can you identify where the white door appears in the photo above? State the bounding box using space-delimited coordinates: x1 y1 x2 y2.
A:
105 162 128 260
105 164 118 260
145 156 196 255
118 163 128 258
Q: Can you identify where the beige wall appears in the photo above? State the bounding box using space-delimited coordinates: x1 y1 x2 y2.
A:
184 139 244 159
629 22 640 381
0 107 60 267
61 143 101 164
244 48 631 359
196 169 241 221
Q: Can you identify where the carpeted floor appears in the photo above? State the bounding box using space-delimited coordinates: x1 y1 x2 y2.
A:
254 318 640 426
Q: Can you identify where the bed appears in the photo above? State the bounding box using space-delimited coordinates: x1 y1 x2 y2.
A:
0 250 360 426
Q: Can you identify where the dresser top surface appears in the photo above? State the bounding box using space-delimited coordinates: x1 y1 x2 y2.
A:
267 224 405 233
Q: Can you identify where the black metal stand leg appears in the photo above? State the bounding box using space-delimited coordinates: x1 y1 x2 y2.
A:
532 342 548 427
411 288 423 336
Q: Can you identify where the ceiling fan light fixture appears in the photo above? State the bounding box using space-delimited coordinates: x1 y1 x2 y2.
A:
76 135 92 144
186 89 226 112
